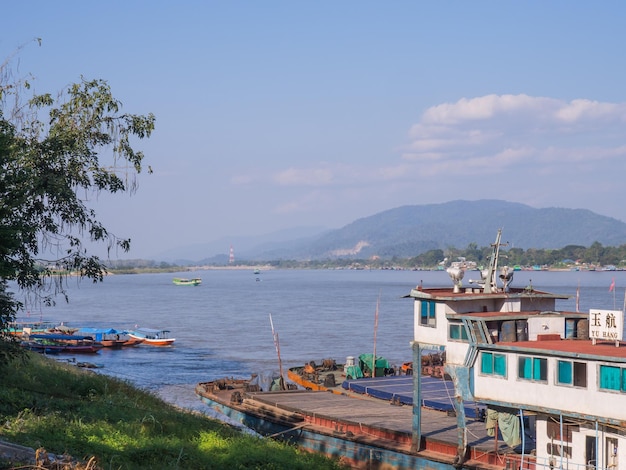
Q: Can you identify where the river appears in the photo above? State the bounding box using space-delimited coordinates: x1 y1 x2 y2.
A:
14 268 626 412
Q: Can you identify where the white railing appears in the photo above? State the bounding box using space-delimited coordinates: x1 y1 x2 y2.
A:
529 456 607 470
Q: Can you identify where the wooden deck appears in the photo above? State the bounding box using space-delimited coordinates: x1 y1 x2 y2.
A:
198 378 534 469
248 389 514 454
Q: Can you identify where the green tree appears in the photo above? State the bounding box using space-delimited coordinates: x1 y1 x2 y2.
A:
0 44 155 362
411 249 444 267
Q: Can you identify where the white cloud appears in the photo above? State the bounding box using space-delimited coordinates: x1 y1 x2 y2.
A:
405 94 626 177
555 99 622 123
237 95 626 188
229 94 626 226
420 94 555 124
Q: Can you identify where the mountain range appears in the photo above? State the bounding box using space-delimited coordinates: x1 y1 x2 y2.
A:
156 200 626 264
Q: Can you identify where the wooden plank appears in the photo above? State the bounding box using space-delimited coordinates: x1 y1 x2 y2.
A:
248 390 511 453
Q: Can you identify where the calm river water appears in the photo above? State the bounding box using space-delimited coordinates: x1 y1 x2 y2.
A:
14 268 626 411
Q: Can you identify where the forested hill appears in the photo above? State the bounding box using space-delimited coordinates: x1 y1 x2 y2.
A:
247 200 626 261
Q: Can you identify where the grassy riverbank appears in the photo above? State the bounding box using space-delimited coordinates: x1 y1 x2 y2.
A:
0 352 345 469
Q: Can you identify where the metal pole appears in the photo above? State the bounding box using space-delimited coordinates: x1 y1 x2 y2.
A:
411 341 421 452
373 294 380 377
596 421 599 470
269 314 285 389
519 409 525 470
559 414 564 469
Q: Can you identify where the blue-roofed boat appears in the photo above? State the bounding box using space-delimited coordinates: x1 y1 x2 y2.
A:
77 328 144 348
21 333 102 354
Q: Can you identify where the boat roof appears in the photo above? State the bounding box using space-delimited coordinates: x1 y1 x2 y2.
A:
407 286 570 301
488 338 626 362
447 310 588 321
8 320 58 327
78 327 118 334
29 333 93 340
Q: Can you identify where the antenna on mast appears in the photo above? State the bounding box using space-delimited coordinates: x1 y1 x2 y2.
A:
483 229 508 293
372 292 380 377
269 314 285 390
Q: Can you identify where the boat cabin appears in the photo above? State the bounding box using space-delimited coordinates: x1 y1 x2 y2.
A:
407 229 626 470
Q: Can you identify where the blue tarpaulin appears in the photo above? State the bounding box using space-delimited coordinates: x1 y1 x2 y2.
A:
342 375 483 418
76 328 119 341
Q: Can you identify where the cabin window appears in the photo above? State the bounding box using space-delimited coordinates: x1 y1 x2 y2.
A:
547 420 577 442
547 443 572 458
419 300 436 327
448 322 468 341
606 437 618 470
599 365 623 391
480 352 506 377
518 356 547 382
557 360 587 388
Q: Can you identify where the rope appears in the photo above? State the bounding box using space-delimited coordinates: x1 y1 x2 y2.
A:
267 422 308 438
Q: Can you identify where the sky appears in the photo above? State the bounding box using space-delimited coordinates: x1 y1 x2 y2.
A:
3 1 626 260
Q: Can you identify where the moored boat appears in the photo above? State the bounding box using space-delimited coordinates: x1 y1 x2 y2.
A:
5 320 60 336
46 324 80 335
78 328 144 348
287 358 346 392
127 328 175 346
21 333 102 354
195 376 522 470
287 355 403 393
405 228 626 469
288 357 470 411
98 336 144 348
173 277 202 286
197 228 626 469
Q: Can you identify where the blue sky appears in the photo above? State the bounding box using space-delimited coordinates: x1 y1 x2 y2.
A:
3 2 626 259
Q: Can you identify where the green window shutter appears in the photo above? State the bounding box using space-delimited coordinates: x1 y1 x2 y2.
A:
481 352 493 374
558 361 572 385
494 354 506 376
428 301 436 326
461 326 468 340
420 300 428 324
537 358 548 382
600 365 621 390
532 358 541 380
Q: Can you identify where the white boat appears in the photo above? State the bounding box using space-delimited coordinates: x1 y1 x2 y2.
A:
196 229 625 469
407 228 625 469
128 328 175 346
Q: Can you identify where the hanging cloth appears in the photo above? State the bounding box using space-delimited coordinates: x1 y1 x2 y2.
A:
485 407 521 448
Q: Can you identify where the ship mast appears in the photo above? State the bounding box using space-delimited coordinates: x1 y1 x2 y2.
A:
269 314 285 390
372 293 380 377
483 229 506 293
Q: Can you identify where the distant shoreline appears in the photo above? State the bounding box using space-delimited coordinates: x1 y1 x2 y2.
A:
190 265 275 271
103 264 625 275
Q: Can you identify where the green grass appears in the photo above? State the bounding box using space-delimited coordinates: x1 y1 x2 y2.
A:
0 352 346 469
